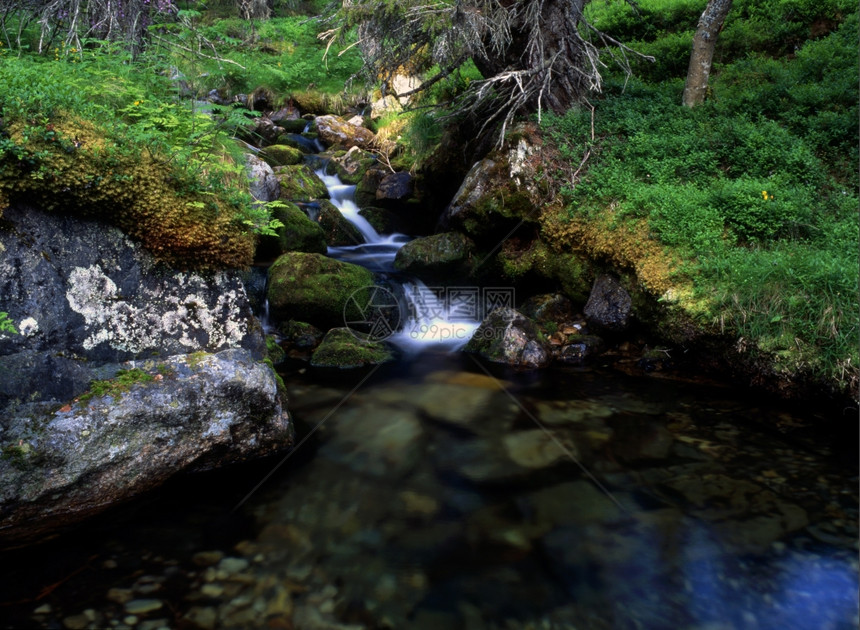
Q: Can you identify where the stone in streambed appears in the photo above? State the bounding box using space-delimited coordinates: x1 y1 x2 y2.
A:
260 144 304 167
310 328 396 369
267 253 375 329
273 164 329 202
584 274 633 332
258 202 328 258
464 307 551 369
393 232 474 276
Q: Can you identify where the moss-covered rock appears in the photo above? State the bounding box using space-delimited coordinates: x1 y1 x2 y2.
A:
327 147 378 185
273 164 329 201
394 232 474 275
258 202 327 258
310 327 396 369
316 200 364 246
354 167 388 208
267 252 375 329
358 207 400 235
260 144 304 167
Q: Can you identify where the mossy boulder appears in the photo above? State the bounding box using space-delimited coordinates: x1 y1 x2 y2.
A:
267 253 375 329
354 167 388 208
273 164 329 202
310 327 396 369
260 144 304 167
258 203 327 258
394 232 474 275
358 207 402 235
327 147 378 185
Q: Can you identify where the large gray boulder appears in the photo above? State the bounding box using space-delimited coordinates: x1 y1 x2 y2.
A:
245 153 280 203
314 115 376 151
0 349 292 544
0 205 292 543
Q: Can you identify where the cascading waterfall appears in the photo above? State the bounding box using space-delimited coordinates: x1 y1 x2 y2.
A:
315 168 480 352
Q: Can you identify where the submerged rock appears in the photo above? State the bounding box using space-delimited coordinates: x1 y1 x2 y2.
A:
267 253 375 329
310 328 396 369
464 307 552 369
0 349 292 544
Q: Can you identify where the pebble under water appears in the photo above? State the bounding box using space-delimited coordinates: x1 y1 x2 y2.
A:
0 352 857 630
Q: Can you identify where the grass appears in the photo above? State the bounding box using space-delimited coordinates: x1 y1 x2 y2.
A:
540 8 859 394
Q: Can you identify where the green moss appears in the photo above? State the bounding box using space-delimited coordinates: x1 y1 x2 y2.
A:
77 368 155 404
260 144 304 167
259 202 327 257
267 252 374 328
310 328 395 368
273 164 330 201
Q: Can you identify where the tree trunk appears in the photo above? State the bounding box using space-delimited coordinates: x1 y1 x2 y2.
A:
682 0 732 107
471 0 590 114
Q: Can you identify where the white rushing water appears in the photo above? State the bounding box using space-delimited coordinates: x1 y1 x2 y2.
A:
316 168 481 352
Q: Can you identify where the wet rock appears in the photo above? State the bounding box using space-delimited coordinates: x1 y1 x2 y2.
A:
260 144 304 167
434 437 541 485
358 206 404 235
584 275 633 332
258 202 328 258
238 116 285 146
107 587 135 604
354 167 388 208
62 613 91 629
310 328 396 369
124 599 163 615
328 146 378 185
442 158 497 235
315 115 376 151
502 429 576 469
245 153 280 203
659 473 809 553
464 307 552 369
273 164 330 201
0 349 293 543
276 132 323 154
278 320 325 360
375 171 413 205
376 382 515 434
319 404 424 477
535 399 614 425
269 103 302 124
394 232 474 276
520 481 625 532
315 200 365 247
267 252 374 329
184 606 217 630
192 550 224 567
557 335 606 364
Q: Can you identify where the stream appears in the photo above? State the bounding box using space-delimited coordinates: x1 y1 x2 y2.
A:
0 162 856 630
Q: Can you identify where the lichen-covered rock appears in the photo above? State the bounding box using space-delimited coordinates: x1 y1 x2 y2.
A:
394 232 474 275
273 164 329 202
260 144 304 167
584 274 633 332
0 205 265 407
310 327 396 369
0 348 293 544
257 203 327 259
245 154 280 203
464 307 552 369
267 253 374 329
315 115 376 151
